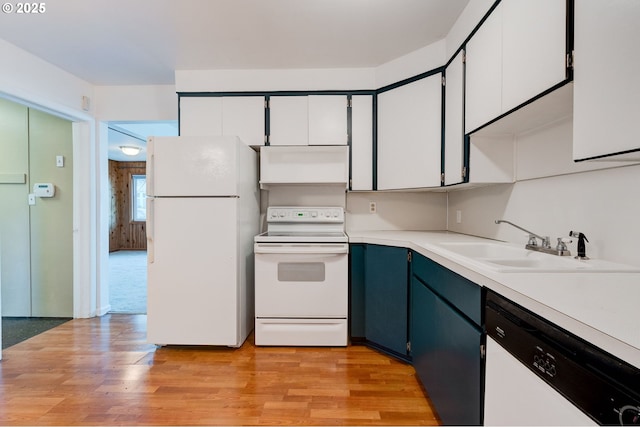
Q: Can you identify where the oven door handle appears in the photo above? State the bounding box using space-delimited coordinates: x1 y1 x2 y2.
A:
254 243 349 255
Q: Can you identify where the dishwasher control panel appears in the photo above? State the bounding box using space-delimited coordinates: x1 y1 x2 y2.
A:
533 346 557 378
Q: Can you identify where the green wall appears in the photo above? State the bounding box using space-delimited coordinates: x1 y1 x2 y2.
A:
0 98 73 317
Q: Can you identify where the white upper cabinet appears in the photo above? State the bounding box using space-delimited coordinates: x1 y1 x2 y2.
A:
180 97 223 137
180 96 265 146
444 49 466 186
501 0 567 113
308 95 348 146
350 95 373 191
377 74 442 190
269 95 348 146
573 0 640 161
465 5 502 134
466 0 567 134
269 96 309 146
222 97 265 146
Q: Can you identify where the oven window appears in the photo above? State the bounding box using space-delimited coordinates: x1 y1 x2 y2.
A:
278 262 325 282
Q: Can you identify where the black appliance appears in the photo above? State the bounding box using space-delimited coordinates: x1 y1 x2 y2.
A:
485 289 640 425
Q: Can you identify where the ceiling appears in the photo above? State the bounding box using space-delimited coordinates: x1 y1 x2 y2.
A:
0 0 469 86
1 0 469 161
108 121 178 161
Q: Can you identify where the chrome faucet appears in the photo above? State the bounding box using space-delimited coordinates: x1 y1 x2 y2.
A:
495 219 571 256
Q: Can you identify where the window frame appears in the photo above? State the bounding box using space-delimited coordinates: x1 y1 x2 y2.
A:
130 174 147 223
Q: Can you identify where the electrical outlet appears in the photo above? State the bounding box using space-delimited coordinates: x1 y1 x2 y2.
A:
369 202 377 213
456 210 462 224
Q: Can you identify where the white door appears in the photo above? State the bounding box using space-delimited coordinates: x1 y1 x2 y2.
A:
350 95 373 190
377 74 442 189
179 97 223 136
444 49 465 186
148 136 239 197
254 245 348 317
269 96 308 145
465 2 502 133
147 197 240 346
222 96 265 146
308 95 348 145
485 338 596 426
501 0 567 112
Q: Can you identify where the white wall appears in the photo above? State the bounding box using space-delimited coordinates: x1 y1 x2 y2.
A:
374 40 446 88
94 85 177 121
0 39 94 118
445 0 495 57
448 116 640 267
176 68 376 92
347 192 447 232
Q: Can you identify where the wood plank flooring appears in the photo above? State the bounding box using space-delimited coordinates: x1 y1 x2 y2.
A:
0 314 440 425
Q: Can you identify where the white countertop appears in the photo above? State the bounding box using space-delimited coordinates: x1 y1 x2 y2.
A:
348 230 640 368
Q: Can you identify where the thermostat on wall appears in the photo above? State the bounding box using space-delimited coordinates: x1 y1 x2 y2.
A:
33 183 55 197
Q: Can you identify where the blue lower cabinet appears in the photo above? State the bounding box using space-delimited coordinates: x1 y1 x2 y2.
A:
411 274 483 425
364 244 409 357
349 244 366 339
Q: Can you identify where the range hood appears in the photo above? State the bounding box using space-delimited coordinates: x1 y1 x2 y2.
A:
259 146 349 189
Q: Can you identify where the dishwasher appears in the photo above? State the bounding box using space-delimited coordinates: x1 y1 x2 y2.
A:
484 289 640 426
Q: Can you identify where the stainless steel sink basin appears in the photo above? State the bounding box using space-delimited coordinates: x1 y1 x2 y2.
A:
435 241 640 273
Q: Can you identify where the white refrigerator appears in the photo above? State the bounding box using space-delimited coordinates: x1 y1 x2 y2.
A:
146 136 259 347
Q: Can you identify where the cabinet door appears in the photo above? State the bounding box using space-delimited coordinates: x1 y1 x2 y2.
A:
573 0 640 161
349 244 366 339
350 95 373 191
308 95 348 146
269 96 308 146
364 245 408 356
377 75 442 190
501 0 567 113
465 3 502 133
411 276 483 425
444 49 465 186
179 97 223 136
222 96 265 146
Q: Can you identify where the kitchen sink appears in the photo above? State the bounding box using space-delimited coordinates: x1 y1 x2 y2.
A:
435 241 640 273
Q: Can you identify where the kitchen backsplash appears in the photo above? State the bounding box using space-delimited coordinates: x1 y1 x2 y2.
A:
448 163 640 267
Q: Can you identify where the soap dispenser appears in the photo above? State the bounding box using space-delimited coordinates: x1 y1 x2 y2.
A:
569 231 589 260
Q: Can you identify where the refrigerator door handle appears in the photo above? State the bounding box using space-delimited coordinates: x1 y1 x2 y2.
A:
147 151 154 197
147 197 154 263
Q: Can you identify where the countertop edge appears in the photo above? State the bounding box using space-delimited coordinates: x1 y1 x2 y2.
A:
348 230 640 368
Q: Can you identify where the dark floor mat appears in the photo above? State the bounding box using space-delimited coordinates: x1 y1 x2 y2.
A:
2 317 72 349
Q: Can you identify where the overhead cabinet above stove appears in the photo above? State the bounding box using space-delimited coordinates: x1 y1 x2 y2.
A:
259 145 349 189
268 95 348 146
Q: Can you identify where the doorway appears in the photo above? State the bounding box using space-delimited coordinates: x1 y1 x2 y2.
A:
106 121 177 314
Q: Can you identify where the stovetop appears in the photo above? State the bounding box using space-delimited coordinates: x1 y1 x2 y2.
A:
255 207 347 243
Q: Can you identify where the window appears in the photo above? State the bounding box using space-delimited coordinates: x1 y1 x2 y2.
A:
131 174 147 222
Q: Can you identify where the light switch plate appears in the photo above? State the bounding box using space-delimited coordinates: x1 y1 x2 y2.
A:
56 155 64 167
28 193 36 205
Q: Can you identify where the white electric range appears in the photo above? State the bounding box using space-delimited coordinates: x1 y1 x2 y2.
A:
254 206 349 346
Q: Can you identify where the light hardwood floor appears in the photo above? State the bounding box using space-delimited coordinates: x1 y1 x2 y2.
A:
0 314 440 425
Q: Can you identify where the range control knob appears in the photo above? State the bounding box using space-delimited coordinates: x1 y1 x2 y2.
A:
618 405 640 425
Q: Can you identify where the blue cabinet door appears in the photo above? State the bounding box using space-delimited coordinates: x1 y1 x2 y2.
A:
349 244 366 339
411 275 483 425
364 244 409 356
